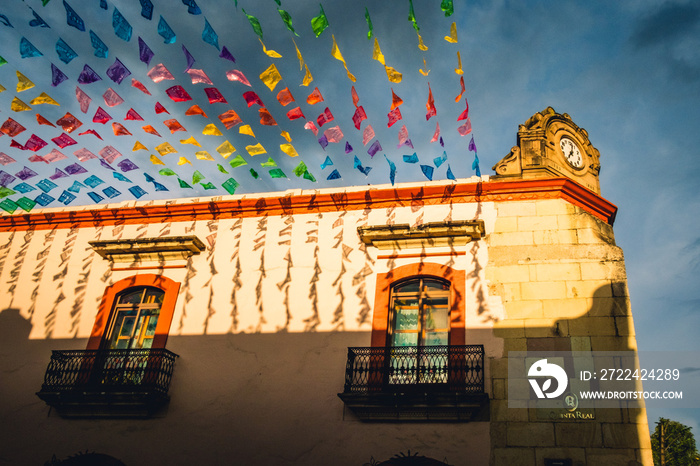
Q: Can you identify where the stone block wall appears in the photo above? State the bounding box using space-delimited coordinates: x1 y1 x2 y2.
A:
486 198 652 465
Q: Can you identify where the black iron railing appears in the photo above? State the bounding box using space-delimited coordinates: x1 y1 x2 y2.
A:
38 348 178 396
342 345 484 394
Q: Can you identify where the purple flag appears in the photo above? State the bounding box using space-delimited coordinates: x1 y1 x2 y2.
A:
182 45 195 71
51 63 68 87
50 168 68 180
469 136 477 152
78 64 101 84
367 140 382 158
106 58 131 84
138 37 154 66
15 167 38 181
117 159 139 172
65 163 87 175
219 46 235 63
318 135 328 150
345 141 353 154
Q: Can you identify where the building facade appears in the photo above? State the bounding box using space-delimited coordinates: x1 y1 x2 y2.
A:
0 108 652 465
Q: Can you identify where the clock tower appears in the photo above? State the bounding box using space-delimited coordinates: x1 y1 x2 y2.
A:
492 106 602 194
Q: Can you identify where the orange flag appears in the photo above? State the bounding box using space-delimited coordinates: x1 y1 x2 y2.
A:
391 89 403 110
276 87 295 106
185 105 208 118
218 110 242 129
142 125 162 137
259 108 278 126
306 87 324 105
426 84 436 120
351 86 360 108
455 76 466 102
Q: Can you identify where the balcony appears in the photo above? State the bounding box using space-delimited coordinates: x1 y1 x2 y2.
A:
338 345 489 421
36 348 178 418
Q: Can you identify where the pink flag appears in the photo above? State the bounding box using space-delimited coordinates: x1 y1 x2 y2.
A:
187 68 213 85
362 125 375 145
147 63 174 83
397 125 413 148
44 149 67 163
103 88 124 107
99 146 122 164
75 86 91 113
304 120 319 136
74 148 97 161
457 117 472 136
226 69 252 87
430 121 440 143
324 126 343 143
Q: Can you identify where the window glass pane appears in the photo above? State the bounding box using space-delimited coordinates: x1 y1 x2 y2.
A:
394 279 420 293
424 331 449 346
117 289 145 305
392 332 418 347
423 279 449 291
393 299 418 331
144 288 165 304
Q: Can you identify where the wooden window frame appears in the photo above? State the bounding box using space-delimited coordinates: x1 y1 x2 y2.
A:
371 263 466 348
87 274 180 350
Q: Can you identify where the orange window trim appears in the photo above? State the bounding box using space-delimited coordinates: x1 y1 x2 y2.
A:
371 263 466 348
87 274 181 350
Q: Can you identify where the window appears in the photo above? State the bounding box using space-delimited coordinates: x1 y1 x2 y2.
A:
106 287 165 350
389 277 451 348
87 274 180 350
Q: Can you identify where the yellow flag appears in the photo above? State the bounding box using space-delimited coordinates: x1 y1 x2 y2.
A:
331 35 356 83
280 131 292 143
0 83 5 93
455 51 464 75
180 136 201 147
259 38 282 58
417 32 428 51
372 38 385 65
293 38 304 71
444 22 458 43
419 58 430 76
11 97 31 112
260 63 282 91
246 143 267 156
202 123 222 136
133 141 148 151
301 63 313 87
29 92 59 105
385 65 402 83
155 142 177 155
216 140 236 158
150 154 165 165
178 157 192 165
280 143 298 158
16 71 35 92
239 124 256 137
195 150 214 161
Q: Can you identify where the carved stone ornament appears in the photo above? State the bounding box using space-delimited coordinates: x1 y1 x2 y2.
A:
491 107 602 194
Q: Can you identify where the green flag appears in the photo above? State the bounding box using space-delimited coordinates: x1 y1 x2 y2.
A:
269 168 287 179
273 0 281 5
217 164 229 174
261 157 277 167
178 178 192 188
242 9 263 40
250 168 259 179
311 4 328 37
222 178 239 195
278 9 299 36
192 170 205 184
159 168 177 176
440 0 454 16
201 182 216 190
365 7 373 39
408 0 419 31
229 154 248 168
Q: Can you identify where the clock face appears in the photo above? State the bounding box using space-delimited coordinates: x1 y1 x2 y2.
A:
560 137 584 169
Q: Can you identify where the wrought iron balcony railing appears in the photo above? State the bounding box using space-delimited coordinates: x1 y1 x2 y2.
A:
36 348 178 417
341 345 484 394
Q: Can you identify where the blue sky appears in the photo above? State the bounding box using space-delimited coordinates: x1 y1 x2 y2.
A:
1 0 700 434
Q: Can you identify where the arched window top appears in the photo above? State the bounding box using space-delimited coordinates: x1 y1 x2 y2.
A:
107 286 166 350
392 277 450 294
